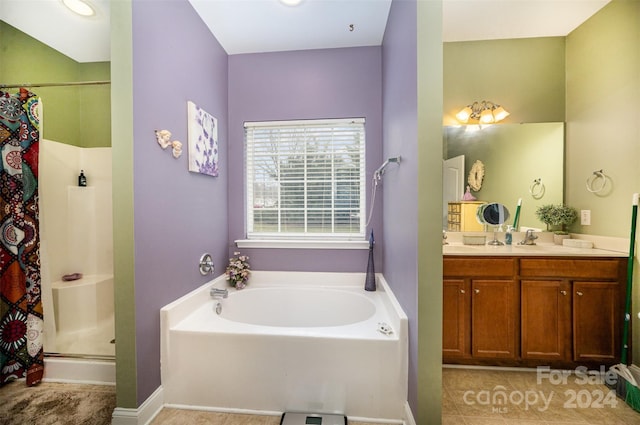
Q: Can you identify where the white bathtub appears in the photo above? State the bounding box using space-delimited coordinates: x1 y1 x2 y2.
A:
161 271 408 421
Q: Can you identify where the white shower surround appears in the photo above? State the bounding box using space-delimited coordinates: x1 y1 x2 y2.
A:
39 139 114 356
161 271 408 421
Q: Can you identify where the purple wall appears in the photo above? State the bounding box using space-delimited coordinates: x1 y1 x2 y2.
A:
228 47 383 272
381 0 419 414
132 0 228 403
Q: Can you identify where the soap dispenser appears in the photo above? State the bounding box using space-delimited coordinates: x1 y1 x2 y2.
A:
78 170 87 187
505 225 513 245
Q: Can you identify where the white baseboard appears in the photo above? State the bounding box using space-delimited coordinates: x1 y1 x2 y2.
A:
43 357 115 385
111 386 164 425
114 390 407 425
403 401 416 425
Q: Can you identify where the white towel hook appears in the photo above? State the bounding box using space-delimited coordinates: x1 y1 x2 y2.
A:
586 169 608 193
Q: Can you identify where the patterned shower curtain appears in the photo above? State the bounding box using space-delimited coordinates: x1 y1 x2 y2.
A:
0 88 43 386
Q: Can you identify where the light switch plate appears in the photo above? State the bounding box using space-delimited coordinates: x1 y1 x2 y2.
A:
581 210 591 225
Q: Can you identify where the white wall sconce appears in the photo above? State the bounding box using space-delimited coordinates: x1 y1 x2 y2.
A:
456 100 510 124
155 130 183 159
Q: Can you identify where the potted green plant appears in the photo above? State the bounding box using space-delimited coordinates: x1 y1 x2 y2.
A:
535 204 579 244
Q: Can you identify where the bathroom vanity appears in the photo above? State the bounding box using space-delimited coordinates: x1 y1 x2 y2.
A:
442 242 628 369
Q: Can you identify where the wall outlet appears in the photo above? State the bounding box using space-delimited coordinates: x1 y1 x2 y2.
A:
581 210 591 225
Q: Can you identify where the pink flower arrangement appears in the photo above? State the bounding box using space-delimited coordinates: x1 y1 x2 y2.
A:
225 251 250 289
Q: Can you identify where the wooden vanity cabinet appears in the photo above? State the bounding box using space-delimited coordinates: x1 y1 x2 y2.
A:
442 258 517 361
444 256 627 368
443 279 469 358
471 279 517 359
573 281 620 363
521 280 571 361
520 258 625 365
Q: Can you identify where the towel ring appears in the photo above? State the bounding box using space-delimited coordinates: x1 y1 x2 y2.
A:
529 178 545 200
586 169 608 193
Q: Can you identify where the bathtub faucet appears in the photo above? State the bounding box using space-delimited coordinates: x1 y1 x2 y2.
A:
210 288 228 299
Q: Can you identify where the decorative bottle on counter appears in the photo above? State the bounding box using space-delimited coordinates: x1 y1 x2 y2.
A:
505 225 513 245
78 170 87 187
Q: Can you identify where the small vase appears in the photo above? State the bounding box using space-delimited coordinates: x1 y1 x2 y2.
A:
553 234 570 245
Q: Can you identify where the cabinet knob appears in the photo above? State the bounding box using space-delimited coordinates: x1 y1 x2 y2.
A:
474 289 480 294
460 289 466 294
576 291 584 296
560 290 567 296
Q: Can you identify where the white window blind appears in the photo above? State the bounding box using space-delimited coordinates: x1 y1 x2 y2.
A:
245 118 366 240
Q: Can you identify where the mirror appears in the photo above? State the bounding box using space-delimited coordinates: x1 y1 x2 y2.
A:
479 202 510 226
443 122 564 231
479 202 510 245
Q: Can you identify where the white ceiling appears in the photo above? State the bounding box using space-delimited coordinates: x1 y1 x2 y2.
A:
0 0 110 63
443 0 611 43
189 0 393 55
0 0 611 62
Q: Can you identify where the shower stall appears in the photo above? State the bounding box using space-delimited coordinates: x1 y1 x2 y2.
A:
0 82 114 388
39 138 114 359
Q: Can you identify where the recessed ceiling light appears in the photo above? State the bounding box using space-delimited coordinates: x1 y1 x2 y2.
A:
280 0 303 6
62 0 96 17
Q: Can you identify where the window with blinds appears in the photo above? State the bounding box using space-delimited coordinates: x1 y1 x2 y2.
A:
245 118 365 240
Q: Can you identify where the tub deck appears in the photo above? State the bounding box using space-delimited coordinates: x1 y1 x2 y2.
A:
161 271 408 422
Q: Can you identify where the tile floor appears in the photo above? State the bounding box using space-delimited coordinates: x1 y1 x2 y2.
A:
443 367 640 424
150 409 386 425
2 367 640 424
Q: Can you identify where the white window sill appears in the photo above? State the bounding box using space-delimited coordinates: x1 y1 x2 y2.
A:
235 239 369 250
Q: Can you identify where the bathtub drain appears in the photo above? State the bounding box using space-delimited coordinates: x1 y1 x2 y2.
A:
377 322 393 336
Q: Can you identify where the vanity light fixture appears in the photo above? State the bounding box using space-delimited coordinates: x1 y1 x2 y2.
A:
456 101 510 124
62 0 96 17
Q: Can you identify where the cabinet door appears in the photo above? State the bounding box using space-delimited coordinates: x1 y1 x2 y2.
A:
471 279 516 359
443 279 470 358
573 282 619 363
461 203 484 232
521 280 571 361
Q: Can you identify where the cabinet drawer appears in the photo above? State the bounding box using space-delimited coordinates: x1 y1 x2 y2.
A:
519 259 622 279
444 258 515 277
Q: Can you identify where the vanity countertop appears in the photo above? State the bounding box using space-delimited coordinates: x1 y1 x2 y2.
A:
442 231 628 257
443 243 627 257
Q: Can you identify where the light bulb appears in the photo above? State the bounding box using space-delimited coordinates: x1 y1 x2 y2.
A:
456 106 472 123
479 108 494 124
493 106 510 122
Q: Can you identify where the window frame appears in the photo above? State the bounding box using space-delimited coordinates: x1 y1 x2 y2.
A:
243 118 366 243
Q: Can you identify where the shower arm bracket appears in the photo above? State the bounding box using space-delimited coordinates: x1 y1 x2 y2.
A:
373 156 401 181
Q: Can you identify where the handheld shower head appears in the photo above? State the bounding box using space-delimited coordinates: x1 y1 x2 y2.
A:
373 156 401 181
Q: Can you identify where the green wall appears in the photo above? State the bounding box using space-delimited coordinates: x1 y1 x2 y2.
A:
0 21 110 148
445 123 565 230
565 0 640 238
418 0 444 422
565 0 640 364
444 37 566 125
110 0 137 408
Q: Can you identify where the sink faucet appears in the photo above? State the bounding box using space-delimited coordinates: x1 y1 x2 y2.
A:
442 230 448 245
210 287 228 299
519 229 538 245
